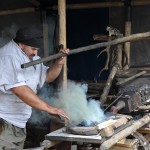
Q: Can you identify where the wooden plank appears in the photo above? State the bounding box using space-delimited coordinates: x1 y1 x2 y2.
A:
45 127 102 144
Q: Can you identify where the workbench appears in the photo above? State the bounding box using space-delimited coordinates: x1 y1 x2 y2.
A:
45 127 102 148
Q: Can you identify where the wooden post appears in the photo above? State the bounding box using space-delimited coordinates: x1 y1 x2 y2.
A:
58 0 67 87
123 1 132 70
42 11 49 57
116 34 123 70
100 66 118 105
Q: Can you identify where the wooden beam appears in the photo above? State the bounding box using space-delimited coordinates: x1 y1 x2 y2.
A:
0 7 35 16
116 71 147 86
51 0 150 10
26 0 40 7
1 0 150 16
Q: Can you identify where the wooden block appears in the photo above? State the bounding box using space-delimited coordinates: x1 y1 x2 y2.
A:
97 119 116 130
100 125 114 137
108 146 138 150
113 117 128 129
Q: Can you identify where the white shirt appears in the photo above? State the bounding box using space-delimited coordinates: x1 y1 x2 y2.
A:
0 40 47 128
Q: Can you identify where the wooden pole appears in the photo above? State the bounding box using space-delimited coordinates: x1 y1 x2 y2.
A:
21 31 150 68
100 66 118 105
116 71 147 86
42 11 49 57
58 0 67 87
99 113 150 150
123 1 132 69
0 7 35 15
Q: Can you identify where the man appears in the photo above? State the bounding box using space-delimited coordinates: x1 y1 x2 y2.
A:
0 27 69 149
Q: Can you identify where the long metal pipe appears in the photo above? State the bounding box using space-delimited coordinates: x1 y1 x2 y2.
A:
21 31 150 69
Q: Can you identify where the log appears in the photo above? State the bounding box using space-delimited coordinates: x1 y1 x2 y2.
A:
93 34 109 41
137 128 150 134
132 131 150 150
115 138 139 148
21 31 150 68
138 105 150 110
100 66 118 105
108 146 137 150
99 113 150 150
116 71 147 86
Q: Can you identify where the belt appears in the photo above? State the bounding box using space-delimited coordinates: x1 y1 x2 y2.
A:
0 118 4 134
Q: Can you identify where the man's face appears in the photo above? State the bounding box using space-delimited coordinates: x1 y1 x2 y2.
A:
19 43 39 60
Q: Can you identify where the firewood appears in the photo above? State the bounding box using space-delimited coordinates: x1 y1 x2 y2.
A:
113 117 128 129
115 138 139 148
100 125 114 137
137 128 150 134
108 146 138 150
99 114 150 150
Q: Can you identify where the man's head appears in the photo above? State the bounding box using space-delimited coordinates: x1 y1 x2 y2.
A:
14 27 43 60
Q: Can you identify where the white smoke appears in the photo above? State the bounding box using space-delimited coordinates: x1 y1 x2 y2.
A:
29 80 106 126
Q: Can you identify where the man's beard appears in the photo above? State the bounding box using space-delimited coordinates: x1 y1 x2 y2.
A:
29 54 35 61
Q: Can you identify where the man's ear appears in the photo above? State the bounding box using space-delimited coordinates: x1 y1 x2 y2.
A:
18 42 25 49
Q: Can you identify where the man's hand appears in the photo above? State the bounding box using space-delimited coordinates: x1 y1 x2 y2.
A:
48 105 70 120
55 48 69 65
45 47 69 83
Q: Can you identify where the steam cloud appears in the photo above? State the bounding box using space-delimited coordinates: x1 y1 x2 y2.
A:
29 81 106 126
